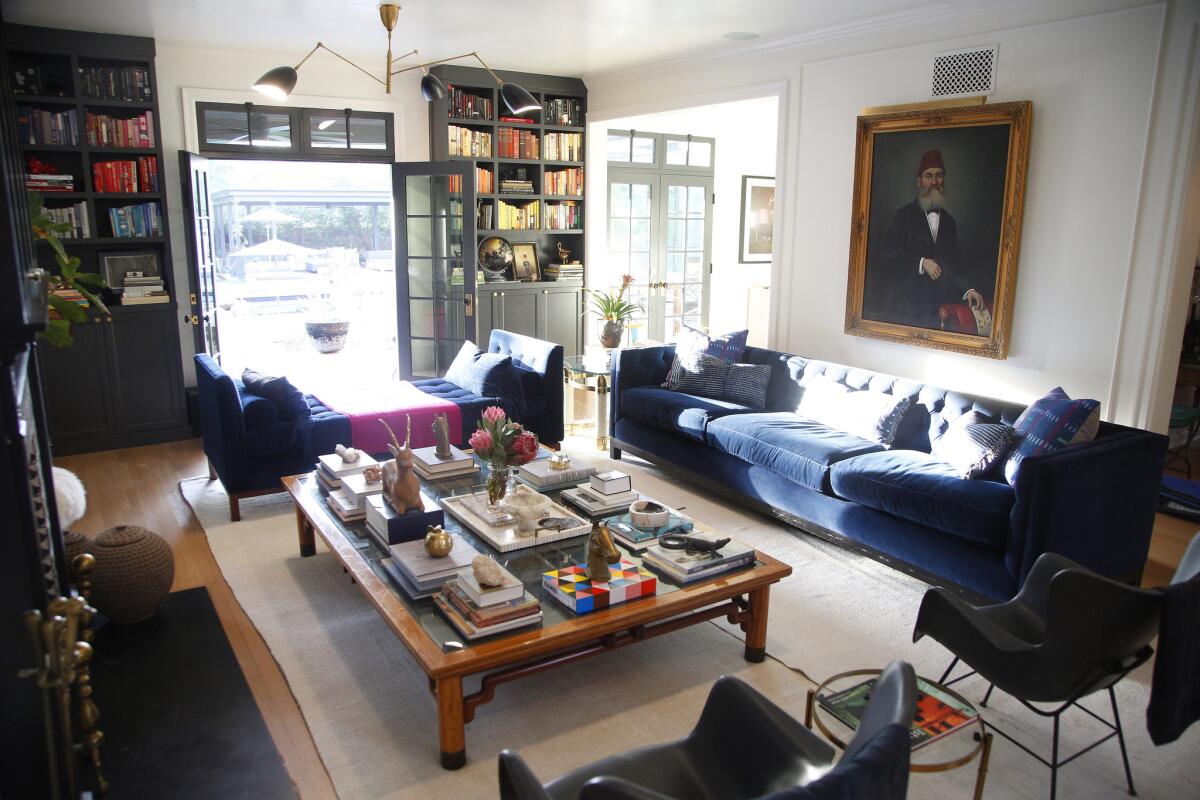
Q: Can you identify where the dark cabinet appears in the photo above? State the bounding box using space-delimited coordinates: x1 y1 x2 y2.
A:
38 307 189 454
476 280 582 356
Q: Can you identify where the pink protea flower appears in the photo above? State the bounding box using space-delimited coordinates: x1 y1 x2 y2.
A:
468 429 493 453
482 406 506 424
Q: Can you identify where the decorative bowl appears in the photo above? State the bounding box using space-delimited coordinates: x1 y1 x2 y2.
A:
498 484 552 535
629 499 669 529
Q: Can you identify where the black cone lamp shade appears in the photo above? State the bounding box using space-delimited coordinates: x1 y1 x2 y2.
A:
501 82 540 116
253 65 299 100
420 72 448 101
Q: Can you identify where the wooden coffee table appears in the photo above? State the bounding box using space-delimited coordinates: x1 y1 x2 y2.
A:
284 470 791 770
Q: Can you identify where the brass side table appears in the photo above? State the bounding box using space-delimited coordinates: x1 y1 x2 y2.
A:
563 353 613 451
805 668 992 800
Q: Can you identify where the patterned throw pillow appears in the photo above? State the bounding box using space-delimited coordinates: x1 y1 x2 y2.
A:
795 374 911 446
933 411 1019 479
1003 387 1100 485
672 353 771 407
662 326 750 388
444 342 524 417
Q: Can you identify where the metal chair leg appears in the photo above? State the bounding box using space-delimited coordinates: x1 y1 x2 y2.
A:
1050 712 1060 800
1109 687 1137 796
981 683 995 707
940 656 959 684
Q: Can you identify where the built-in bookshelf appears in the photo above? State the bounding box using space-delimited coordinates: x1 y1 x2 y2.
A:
429 65 586 285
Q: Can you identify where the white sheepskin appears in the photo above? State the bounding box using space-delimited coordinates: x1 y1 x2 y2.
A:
52 466 87 529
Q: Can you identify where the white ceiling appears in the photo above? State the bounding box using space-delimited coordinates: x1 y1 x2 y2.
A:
3 0 1020 77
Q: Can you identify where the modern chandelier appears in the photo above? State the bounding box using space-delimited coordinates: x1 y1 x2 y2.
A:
251 2 540 115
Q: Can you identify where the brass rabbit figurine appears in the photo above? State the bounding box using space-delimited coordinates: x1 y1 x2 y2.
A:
379 416 423 514
586 522 620 582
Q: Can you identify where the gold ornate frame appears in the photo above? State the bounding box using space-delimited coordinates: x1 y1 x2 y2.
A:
844 101 1032 359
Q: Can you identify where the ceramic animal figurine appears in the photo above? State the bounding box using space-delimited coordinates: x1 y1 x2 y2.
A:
379 417 422 514
424 525 453 557
586 522 620 582
334 443 361 463
472 555 504 587
432 412 452 459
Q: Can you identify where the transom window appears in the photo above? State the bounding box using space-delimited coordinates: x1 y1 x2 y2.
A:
197 102 394 160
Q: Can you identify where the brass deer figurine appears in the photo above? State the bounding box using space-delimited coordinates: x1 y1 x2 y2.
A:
586 522 621 582
379 416 423 514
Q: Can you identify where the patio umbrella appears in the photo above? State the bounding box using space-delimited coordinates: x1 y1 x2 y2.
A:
231 237 317 259
239 206 299 239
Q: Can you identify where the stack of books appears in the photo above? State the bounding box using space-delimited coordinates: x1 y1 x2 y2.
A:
518 458 594 491
499 179 534 194
326 488 365 523
382 536 477 599
24 172 74 192
560 471 638 516
556 264 584 280
119 273 168 305
412 444 478 481
606 509 694 553
315 451 378 491
641 533 756 585
542 561 656 614
434 564 542 639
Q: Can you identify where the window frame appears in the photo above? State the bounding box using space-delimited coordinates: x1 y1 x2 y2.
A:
196 101 394 161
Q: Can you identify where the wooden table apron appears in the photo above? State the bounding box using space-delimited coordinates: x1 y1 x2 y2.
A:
283 474 792 770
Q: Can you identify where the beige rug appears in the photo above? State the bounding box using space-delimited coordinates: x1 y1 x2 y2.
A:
183 444 1200 799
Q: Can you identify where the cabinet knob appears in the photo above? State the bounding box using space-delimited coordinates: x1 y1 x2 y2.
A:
542 289 548 294
93 317 102 324
106 316 113 323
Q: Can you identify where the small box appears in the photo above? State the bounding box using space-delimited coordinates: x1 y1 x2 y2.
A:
365 492 444 546
590 470 631 496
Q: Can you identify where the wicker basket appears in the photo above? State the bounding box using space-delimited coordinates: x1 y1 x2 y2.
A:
88 525 175 624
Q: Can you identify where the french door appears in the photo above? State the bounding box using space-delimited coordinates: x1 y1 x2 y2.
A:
393 161 476 378
179 151 221 359
608 169 712 343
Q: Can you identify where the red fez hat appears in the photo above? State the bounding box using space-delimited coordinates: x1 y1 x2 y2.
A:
917 150 944 175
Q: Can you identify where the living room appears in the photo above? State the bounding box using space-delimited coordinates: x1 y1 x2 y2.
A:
3 1 1200 799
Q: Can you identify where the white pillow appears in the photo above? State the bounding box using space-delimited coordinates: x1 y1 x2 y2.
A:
796 374 911 446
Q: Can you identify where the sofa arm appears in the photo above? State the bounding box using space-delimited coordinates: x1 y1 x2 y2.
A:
610 346 676 435
1008 429 1167 587
489 329 565 443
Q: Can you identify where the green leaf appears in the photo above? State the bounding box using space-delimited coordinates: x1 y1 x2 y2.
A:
39 319 73 348
73 272 105 288
48 294 87 324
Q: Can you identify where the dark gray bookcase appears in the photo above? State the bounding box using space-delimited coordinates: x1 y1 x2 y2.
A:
6 24 189 454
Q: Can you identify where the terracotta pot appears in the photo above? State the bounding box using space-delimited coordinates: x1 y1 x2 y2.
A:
305 320 350 353
599 320 624 349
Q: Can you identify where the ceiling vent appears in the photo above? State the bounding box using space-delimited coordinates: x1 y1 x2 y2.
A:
931 44 998 99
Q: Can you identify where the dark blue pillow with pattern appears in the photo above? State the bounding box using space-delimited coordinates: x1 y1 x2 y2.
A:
1003 387 1100 485
673 354 771 408
445 342 525 418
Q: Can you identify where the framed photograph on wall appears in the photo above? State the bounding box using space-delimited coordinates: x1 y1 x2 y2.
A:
739 175 775 263
844 101 1032 359
511 242 540 282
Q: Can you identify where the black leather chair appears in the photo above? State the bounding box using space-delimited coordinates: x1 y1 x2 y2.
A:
913 540 1200 799
498 661 917 800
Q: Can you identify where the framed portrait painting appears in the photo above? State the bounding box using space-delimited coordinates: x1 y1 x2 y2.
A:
739 175 775 263
511 242 540 282
844 101 1032 359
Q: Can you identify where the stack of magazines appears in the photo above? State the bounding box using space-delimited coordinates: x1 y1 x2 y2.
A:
435 563 542 639
382 536 476 599
641 533 755 584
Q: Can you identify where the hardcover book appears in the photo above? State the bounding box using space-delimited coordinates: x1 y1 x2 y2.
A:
318 451 378 478
541 561 656 614
433 592 543 640
457 564 524 606
642 534 754 575
412 444 473 472
590 470 632 495
816 677 977 750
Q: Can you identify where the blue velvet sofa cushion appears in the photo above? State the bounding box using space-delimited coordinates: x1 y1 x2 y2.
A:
306 395 352 458
239 392 279 430
706 413 884 493
241 369 307 421
830 450 1015 550
622 386 754 443
444 341 525 418
511 362 546 417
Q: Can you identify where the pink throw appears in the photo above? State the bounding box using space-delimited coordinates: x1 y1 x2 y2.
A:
314 381 461 454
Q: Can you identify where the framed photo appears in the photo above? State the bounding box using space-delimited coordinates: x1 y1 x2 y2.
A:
511 242 540 282
101 250 160 288
844 101 1032 359
739 175 775 263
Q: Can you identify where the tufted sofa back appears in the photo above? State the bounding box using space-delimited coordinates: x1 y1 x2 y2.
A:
487 329 564 442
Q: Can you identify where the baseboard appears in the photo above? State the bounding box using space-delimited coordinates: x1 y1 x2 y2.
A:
49 425 196 456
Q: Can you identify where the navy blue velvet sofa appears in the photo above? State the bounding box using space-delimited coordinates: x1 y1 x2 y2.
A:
609 345 1167 600
194 329 563 520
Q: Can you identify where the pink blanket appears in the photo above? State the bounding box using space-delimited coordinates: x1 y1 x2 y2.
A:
314 381 461 454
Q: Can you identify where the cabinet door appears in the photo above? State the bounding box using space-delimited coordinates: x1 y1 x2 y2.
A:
38 319 115 443
107 311 186 433
475 288 495 346
497 290 539 339
543 288 581 356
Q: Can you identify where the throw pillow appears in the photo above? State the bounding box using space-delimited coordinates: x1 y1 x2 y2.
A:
1003 387 1101 485
662 326 750 388
444 342 525 417
671 353 772 407
241 369 306 421
795 374 911 446
932 411 1019 479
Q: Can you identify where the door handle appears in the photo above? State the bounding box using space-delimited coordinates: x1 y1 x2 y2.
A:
183 314 199 325
463 293 474 317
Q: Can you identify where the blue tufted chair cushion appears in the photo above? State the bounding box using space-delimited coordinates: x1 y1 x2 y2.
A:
238 391 279 430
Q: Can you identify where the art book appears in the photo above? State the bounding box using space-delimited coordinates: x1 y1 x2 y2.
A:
816 676 977 749
541 561 656 614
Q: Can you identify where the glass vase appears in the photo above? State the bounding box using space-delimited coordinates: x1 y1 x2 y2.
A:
486 463 513 507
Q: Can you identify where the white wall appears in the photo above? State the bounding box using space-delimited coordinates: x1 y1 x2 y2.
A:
600 97 779 343
585 1 1200 430
152 47 430 383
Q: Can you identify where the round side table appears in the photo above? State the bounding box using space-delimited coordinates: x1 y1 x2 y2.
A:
805 668 993 800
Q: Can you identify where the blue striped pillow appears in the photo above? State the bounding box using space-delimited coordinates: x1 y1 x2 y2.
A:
1003 387 1100 485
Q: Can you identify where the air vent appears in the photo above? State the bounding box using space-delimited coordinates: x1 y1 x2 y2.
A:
931 44 998 99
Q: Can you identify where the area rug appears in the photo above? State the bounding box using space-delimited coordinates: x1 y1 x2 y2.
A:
183 446 1200 799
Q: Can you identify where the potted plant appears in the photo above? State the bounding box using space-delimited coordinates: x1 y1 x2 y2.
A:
584 274 641 348
467 406 540 506
29 192 108 347
303 263 352 354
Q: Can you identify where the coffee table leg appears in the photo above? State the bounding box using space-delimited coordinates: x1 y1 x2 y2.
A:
744 586 770 662
595 374 609 451
297 506 315 557
437 675 466 770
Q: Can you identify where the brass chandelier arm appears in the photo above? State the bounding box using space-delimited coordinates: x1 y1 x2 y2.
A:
300 42 387 87
390 50 504 86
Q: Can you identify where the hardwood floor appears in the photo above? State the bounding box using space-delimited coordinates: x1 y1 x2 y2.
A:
56 437 1198 797
56 438 336 799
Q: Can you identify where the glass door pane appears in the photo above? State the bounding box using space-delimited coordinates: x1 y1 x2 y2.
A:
661 177 712 340
394 163 475 378
606 173 655 345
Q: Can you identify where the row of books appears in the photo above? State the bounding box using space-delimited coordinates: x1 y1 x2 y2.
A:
496 199 540 230
544 167 583 196
545 201 582 230
446 85 493 121
50 287 89 307
544 132 583 162
641 533 756 585
79 65 153 103
42 202 89 239
107 202 162 239
544 97 584 127
449 125 492 157
25 173 74 192
497 128 540 160
17 106 79 145
499 179 534 194
86 111 155 148
93 157 159 193
476 202 495 230
448 169 494 195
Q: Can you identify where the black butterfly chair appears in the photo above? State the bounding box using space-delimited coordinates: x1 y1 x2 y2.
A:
912 540 1200 799
498 661 917 800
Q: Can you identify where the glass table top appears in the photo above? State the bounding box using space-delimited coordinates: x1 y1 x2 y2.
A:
302 456 705 652
564 353 613 376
